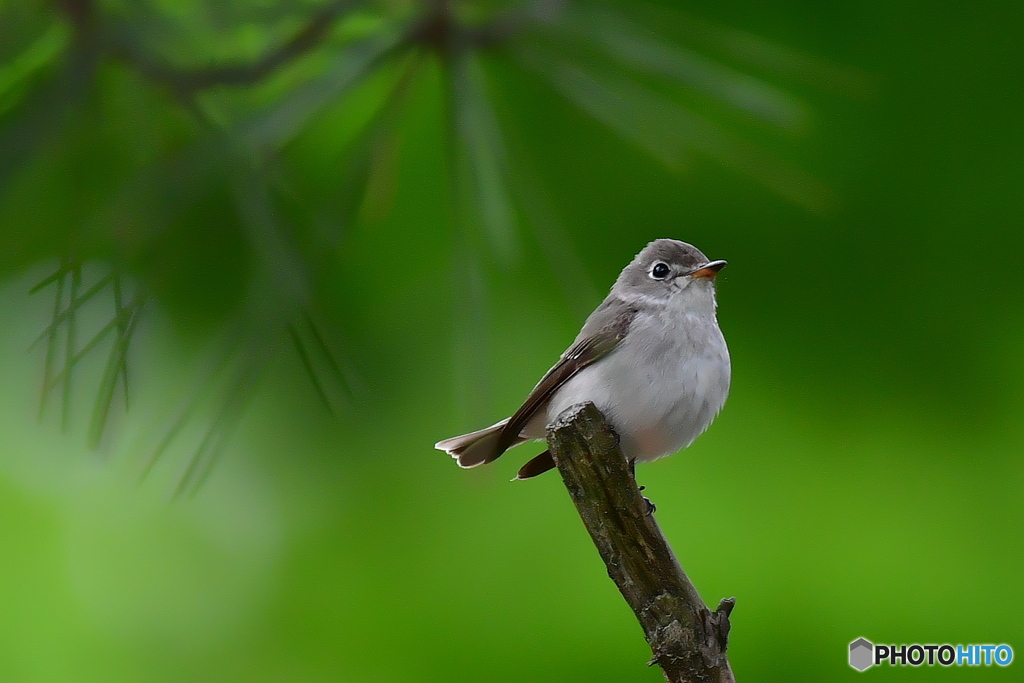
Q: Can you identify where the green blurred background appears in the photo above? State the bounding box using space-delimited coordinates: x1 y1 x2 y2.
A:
1 0 1021 681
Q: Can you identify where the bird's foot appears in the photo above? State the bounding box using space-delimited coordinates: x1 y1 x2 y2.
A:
638 485 657 516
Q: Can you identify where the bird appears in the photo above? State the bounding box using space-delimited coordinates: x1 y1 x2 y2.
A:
435 239 730 481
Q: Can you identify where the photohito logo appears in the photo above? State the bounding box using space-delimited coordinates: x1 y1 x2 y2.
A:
849 638 1013 671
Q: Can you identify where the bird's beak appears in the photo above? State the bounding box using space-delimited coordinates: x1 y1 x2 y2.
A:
690 260 728 280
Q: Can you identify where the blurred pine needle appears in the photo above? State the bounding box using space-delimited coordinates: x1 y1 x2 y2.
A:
4 0 865 491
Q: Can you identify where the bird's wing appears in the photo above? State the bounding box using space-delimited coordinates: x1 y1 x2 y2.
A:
489 301 638 462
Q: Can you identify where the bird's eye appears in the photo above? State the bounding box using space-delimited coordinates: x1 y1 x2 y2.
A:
650 262 670 279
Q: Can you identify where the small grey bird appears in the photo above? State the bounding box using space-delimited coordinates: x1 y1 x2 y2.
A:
435 239 730 480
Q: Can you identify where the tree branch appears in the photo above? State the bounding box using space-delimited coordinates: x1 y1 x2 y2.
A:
60 0 549 97
107 0 364 94
546 402 736 683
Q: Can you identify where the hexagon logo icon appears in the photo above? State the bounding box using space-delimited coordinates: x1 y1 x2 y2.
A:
850 638 874 671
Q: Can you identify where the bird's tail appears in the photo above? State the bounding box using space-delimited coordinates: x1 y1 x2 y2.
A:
435 418 523 468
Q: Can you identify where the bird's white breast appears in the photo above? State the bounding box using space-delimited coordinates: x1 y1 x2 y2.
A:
539 304 730 462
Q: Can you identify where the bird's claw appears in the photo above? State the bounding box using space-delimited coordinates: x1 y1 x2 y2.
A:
638 486 656 515
643 495 657 515
634 466 654 514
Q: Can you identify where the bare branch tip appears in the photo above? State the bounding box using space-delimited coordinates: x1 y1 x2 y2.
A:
546 400 599 433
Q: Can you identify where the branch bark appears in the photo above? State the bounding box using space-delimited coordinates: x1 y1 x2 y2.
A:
546 402 736 683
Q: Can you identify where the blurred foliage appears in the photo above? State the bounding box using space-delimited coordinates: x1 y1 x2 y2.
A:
0 0 1022 682
1 0 864 488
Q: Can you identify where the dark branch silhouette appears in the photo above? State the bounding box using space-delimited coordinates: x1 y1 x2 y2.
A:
108 0 364 94
54 0 366 95
56 0 539 97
